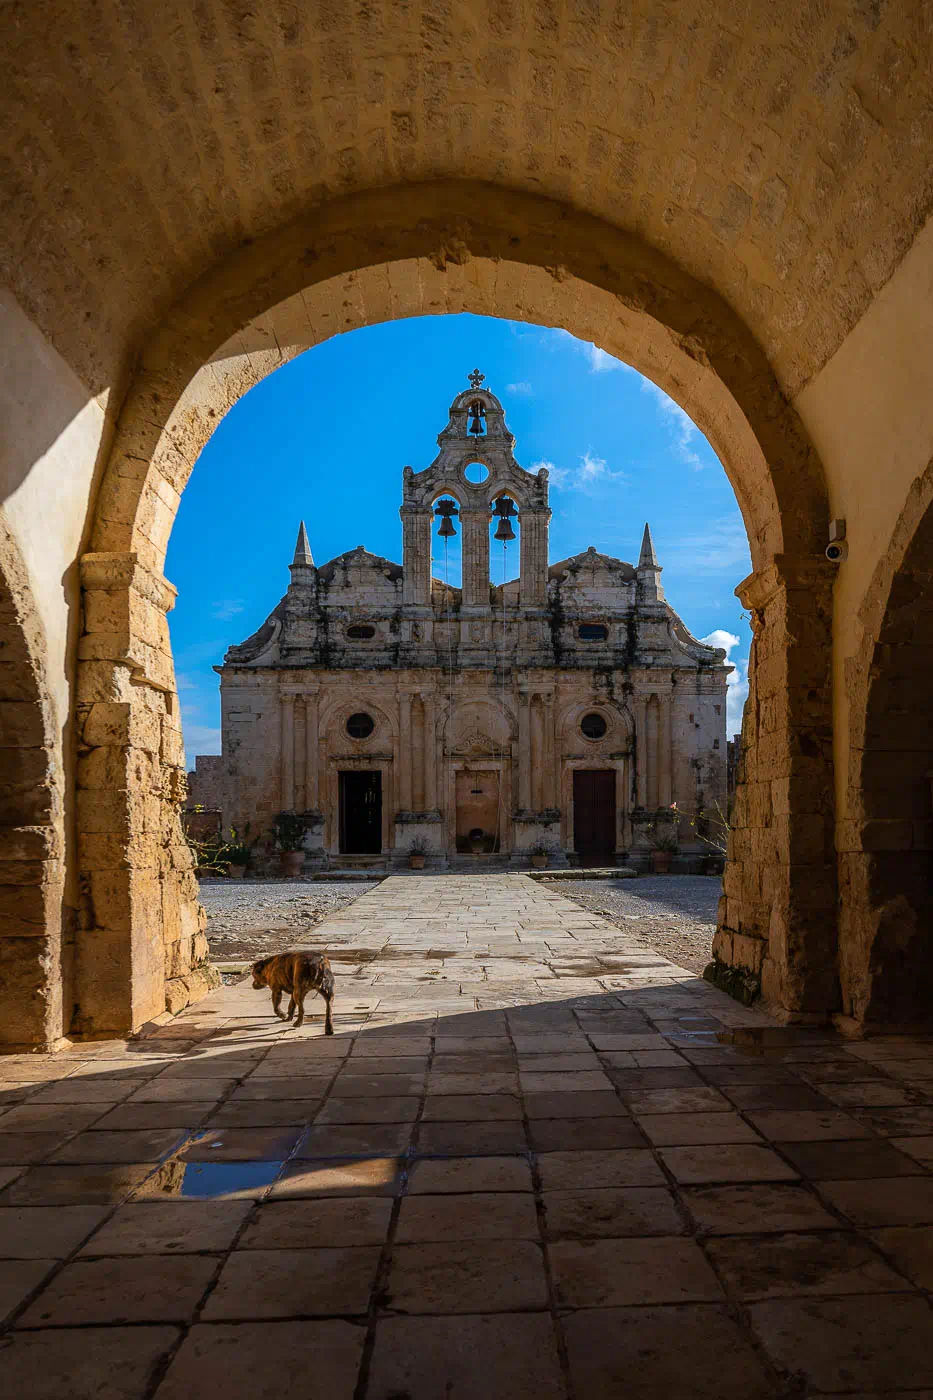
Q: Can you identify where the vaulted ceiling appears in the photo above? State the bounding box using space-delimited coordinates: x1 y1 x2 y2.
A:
4 1 931 395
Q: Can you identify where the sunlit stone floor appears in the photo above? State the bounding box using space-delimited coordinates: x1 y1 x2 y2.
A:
2 875 933 1398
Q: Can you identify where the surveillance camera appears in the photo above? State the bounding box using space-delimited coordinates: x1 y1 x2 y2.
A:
825 540 848 563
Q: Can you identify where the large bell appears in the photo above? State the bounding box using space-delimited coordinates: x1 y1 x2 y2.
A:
435 499 459 538
493 516 516 541
468 402 485 435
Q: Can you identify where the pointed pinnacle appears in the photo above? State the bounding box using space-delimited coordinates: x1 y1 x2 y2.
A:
292 521 314 567
638 522 659 569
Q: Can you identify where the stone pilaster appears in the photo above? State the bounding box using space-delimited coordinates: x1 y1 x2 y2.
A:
76 552 214 1036
280 692 296 810
460 508 492 612
519 507 550 608
401 506 432 608
303 690 320 811
710 556 838 1018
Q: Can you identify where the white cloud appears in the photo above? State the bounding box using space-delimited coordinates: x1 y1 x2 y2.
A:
532 451 626 494
586 343 628 373
672 514 751 576
641 379 705 470
212 600 244 621
701 629 741 655
701 630 748 736
506 381 533 396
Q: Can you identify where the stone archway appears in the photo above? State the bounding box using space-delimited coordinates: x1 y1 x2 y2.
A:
77 181 835 1033
0 516 66 1049
838 460 933 1029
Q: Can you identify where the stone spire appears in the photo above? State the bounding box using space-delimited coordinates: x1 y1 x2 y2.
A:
292 521 314 566
638 522 659 569
636 522 664 603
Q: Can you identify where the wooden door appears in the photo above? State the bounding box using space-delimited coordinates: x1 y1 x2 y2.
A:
573 770 616 867
339 770 382 853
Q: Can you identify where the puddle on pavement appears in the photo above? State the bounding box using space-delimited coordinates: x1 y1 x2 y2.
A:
717 1027 841 1057
136 1158 284 1199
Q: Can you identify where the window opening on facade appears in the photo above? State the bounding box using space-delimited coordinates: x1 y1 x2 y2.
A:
578 623 609 641
580 712 608 740
346 712 375 739
464 460 489 482
346 623 376 640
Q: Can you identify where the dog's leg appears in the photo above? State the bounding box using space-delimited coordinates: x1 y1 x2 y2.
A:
323 986 334 1036
293 984 307 1029
272 989 287 1021
286 995 296 1021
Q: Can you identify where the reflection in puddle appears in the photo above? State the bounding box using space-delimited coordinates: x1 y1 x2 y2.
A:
138 1158 284 1199
716 1027 841 1058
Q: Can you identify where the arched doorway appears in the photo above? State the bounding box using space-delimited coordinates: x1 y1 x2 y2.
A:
0 519 65 1048
839 472 933 1028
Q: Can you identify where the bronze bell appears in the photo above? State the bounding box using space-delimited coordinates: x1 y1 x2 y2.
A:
468 401 485 435
493 495 518 518
493 516 516 541
435 499 459 538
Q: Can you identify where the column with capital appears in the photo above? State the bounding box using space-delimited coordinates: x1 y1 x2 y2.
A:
424 693 438 811
398 692 413 812
517 691 532 811
542 690 558 809
280 693 296 810
659 688 673 807
634 693 648 809
304 691 320 811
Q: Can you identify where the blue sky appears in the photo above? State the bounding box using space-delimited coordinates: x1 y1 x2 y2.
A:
167 314 752 767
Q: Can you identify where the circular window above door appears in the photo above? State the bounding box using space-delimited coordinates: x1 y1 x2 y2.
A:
580 712 608 740
346 712 375 739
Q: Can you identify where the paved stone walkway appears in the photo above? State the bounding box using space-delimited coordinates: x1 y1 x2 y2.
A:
2 875 933 1398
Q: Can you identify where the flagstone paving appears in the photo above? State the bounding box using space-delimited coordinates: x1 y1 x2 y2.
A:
2 873 933 1397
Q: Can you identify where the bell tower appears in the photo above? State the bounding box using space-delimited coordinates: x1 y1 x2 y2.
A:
400 371 551 623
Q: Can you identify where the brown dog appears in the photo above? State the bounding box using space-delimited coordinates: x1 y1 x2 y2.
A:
250 952 335 1033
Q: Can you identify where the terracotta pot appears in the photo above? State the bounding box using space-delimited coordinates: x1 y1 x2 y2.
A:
280 850 305 877
227 862 246 879
409 854 426 869
531 853 548 868
650 850 673 874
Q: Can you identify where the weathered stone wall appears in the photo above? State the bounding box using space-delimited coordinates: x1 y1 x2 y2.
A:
2 0 932 1036
0 516 66 1049
74 553 216 1036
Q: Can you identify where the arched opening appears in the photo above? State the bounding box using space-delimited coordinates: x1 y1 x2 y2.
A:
74 182 834 1035
839 477 933 1028
0 522 65 1049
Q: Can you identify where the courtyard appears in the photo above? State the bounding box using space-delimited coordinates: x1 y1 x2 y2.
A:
1 874 932 1397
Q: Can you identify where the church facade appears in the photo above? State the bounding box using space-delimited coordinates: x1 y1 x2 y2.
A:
190 375 731 869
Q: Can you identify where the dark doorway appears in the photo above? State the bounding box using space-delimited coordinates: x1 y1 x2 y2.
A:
339 770 382 854
573 770 616 867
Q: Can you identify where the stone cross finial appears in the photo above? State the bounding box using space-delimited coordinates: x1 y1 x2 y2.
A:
468 368 485 390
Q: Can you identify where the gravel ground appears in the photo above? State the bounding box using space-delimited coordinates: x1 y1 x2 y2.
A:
543 875 720 975
197 879 370 961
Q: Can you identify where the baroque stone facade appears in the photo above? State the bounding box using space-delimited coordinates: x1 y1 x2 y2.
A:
193 376 729 869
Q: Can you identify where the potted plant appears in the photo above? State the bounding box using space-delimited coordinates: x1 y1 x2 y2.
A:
272 812 307 877
529 838 550 869
407 835 428 870
646 806 680 874
223 826 253 879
